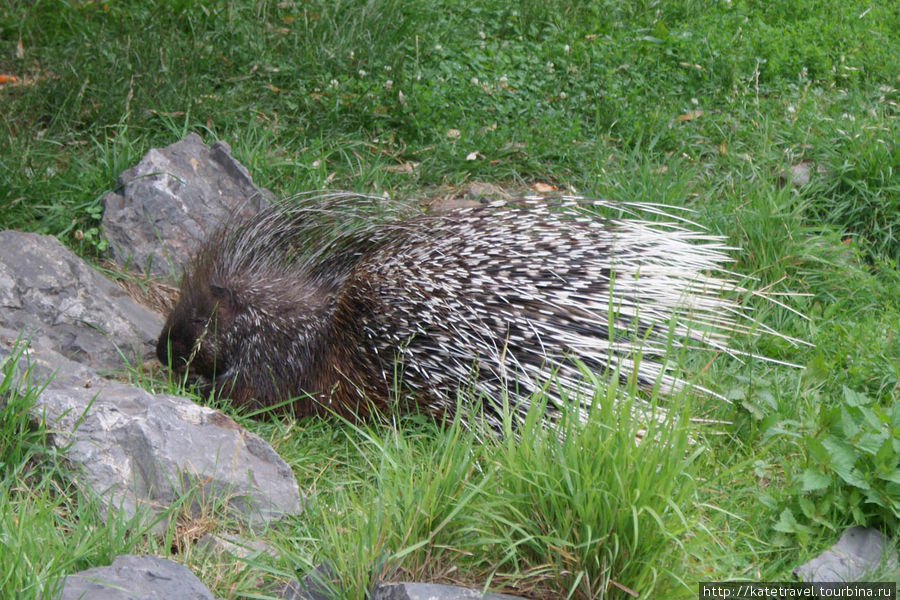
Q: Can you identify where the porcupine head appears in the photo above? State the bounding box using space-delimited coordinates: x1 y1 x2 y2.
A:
155 242 342 416
155 267 247 399
156 274 228 376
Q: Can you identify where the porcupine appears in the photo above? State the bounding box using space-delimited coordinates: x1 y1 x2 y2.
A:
156 192 798 428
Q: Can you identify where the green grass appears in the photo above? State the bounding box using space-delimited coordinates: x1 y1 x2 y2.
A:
2 0 899 598
0 344 154 597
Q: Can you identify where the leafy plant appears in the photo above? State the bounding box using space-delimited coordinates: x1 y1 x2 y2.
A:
776 386 899 541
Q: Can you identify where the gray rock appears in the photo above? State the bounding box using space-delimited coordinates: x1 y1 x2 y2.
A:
280 563 523 600
284 563 343 600
779 161 827 189
50 554 216 600
276 580 305 600
1 342 302 532
0 230 162 368
196 533 278 560
374 583 522 600
101 133 273 280
794 526 899 582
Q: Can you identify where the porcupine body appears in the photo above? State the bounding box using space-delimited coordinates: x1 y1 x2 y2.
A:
157 192 789 428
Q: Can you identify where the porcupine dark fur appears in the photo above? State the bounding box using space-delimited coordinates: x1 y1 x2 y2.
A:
157 192 800 428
